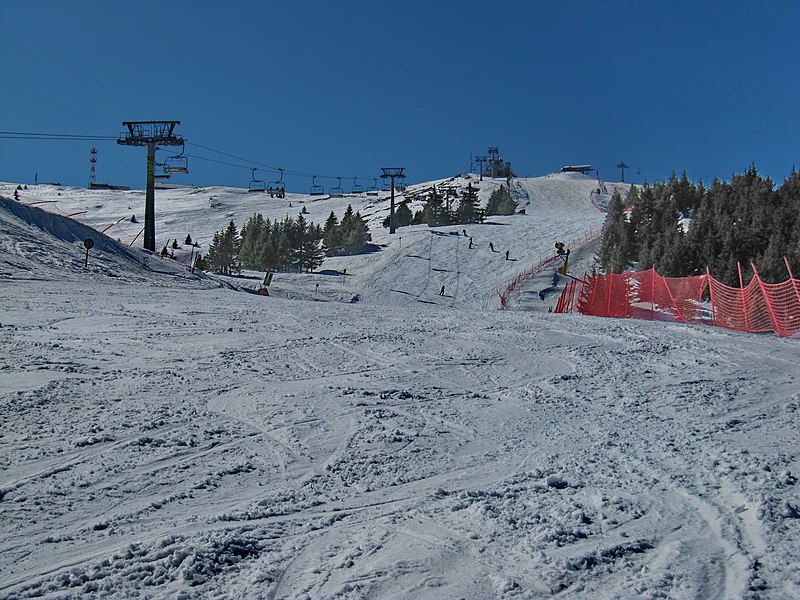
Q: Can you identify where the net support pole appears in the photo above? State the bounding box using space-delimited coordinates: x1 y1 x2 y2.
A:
751 262 782 336
785 257 800 306
706 268 717 326
661 272 684 322
738 262 750 332
650 268 656 320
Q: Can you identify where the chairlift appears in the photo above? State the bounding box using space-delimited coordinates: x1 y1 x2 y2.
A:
366 178 379 196
153 163 171 180
248 168 267 193
329 177 344 197
268 168 286 198
351 177 364 195
164 144 189 174
309 175 325 196
397 176 407 193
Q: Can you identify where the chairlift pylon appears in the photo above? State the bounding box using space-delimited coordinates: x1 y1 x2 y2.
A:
351 177 364 195
329 177 344 197
309 175 325 196
268 168 286 198
249 167 267 193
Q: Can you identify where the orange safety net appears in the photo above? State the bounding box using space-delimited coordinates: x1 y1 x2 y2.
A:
555 267 800 338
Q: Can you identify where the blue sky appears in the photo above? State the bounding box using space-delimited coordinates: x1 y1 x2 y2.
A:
1 0 799 191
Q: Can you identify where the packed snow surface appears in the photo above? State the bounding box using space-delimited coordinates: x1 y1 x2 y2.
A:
1 175 799 599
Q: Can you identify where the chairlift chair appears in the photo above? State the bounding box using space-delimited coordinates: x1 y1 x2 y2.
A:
164 144 189 174
397 176 407 193
153 163 171 180
351 177 364 195
268 168 286 198
366 178 379 196
249 168 267 193
329 177 344 197
309 176 325 196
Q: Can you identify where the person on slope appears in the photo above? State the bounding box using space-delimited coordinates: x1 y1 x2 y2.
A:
439 285 445 296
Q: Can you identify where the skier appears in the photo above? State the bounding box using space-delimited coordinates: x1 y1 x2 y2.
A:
469 237 474 249
439 285 445 296
462 228 467 237
489 242 495 252
505 250 510 260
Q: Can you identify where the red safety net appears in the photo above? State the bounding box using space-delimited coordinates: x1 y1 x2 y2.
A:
554 267 800 338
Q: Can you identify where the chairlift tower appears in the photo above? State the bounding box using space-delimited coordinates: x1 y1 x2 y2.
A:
89 147 97 186
487 147 500 177
475 155 487 181
617 161 629 183
117 121 184 252
381 167 405 234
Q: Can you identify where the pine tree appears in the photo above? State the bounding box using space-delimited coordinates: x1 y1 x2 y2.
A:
599 191 633 273
185 234 193 245
486 185 517 216
339 204 356 246
303 223 326 272
455 183 481 224
384 199 414 229
343 210 371 254
422 187 446 226
290 212 310 272
395 199 413 228
323 211 342 256
239 213 269 269
205 220 241 275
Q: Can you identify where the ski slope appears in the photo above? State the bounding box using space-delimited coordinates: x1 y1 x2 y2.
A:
1 172 611 309
1 175 799 599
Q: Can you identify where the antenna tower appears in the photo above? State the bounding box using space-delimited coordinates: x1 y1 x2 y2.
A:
89 147 97 186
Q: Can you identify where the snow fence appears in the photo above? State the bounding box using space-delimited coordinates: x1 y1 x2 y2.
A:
498 229 600 309
554 265 800 338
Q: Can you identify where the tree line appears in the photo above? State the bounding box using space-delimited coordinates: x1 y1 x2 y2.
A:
197 205 372 275
599 167 800 285
383 184 518 229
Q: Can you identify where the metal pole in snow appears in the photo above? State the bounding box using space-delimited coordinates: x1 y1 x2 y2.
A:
738 262 750 332
785 257 800 307
751 262 782 336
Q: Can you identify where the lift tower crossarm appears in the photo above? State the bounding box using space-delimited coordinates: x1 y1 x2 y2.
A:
117 121 184 252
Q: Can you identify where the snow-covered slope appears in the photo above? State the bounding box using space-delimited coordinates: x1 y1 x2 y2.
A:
1 173 613 309
1 179 799 600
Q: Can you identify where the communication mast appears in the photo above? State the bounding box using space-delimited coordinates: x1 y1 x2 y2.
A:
89 147 97 186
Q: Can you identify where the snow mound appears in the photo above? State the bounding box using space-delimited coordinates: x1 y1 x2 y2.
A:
0 195 218 287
